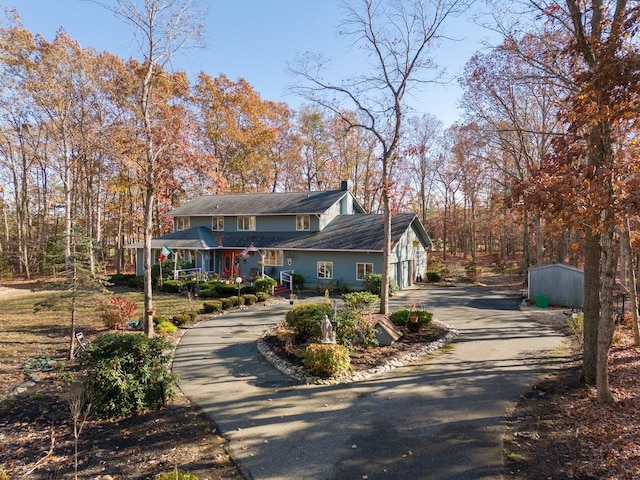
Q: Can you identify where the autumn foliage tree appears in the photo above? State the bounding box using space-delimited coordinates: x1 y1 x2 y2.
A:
504 0 640 402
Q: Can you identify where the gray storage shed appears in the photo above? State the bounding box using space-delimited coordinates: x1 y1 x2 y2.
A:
528 263 584 308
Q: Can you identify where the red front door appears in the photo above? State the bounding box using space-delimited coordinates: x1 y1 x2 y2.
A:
222 250 242 277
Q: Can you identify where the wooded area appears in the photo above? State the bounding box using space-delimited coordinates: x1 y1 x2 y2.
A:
0 1 639 399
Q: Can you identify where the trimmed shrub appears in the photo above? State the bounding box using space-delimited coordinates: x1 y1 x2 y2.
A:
127 275 144 290
228 295 245 307
156 320 177 335
389 308 433 330
303 343 351 377
202 301 223 313
284 302 333 343
255 277 277 293
342 292 378 312
153 315 170 326
220 297 234 310
159 279 183 293
242 294 258 305
215 282 239 297
172 311 197 327
96 296 138 330
105 273 136 286
334 309 378 349
256 291 269 302
362 272 398 297
291 272 306 289
79 332 176 419
198 284 217 298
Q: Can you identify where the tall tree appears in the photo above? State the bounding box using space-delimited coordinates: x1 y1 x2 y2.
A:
292 0 471 314
108 0 204 337
504 0 640 402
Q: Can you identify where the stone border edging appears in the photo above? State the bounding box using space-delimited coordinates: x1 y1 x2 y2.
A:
257 319 459 385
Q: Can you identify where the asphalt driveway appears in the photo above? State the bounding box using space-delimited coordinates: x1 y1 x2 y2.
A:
172 284 567 480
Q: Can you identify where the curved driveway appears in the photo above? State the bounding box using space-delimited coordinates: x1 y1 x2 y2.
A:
172 285 566 480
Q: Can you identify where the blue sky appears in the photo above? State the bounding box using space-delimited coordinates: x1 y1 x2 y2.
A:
5 1 494 127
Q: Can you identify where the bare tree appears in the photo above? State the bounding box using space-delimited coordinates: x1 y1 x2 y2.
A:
291 0 471 314
100 0 205 337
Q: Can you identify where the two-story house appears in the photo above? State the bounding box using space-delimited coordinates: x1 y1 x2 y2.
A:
128 180 432 291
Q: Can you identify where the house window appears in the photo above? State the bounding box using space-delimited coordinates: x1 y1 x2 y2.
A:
296 214 310 231
212 216 224 231
317 261 333 279
237 216 256 231
176 217 190 231
263 250 283 266
356 263 374 280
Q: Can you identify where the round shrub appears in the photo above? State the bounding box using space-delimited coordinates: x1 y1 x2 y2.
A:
159 279 182 293
335 309 378 349
215 282 239 297
198 285 218 298
79 332 176 419
242 294 258 305
171 311 197 327
303 343 351 377
156 320 177 335
291 272 306 289
362 272 398 297
256 291 269 302
220 297 234 310
389 308 433 330
342 292 378 312
153 315 170 326
202 300 222 314
255 277 277 293
284 302 333 343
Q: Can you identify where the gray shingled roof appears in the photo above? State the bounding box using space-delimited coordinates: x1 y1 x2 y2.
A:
128 214 432 253
165 190 365 217
277 213 429 251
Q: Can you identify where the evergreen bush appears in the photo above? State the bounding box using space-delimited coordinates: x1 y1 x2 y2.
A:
284 302 333 343
303 343 351 377
220 297 234 310
342 292 378 312
362 272 398 297
242 294 258 305
256 291 269 302
79 332 176 419
255 277 277 293
202 301 222 313
156 320 177 335
334 309 378 349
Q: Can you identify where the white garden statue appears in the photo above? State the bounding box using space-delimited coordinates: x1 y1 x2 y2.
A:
320 315 336 344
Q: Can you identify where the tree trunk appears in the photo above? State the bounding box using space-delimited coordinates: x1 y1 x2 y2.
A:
583 228 600 385
379 170 391 315
596 221 617 403
621 216 640 345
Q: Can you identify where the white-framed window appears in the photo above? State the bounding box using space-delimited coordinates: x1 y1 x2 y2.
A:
356 262 374 280
296 214 310 231
263 249 283 266
237 216 256 231
212 216 224 231
317 261 333 279
176 217 190 231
